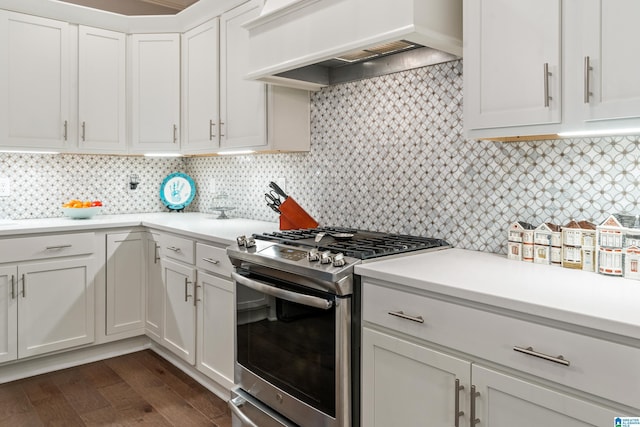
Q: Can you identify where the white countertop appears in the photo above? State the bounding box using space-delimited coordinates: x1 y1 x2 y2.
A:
0 212 279 245
355 248 640 341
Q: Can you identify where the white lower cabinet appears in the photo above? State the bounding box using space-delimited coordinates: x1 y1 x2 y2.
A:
161 257 196 364
472 365 620 427
361 279 637 426
106 232 146 336
0 234 96 364
362 327 470 427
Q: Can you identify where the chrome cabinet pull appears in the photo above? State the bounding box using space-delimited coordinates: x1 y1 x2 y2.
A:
10 275 15 299
184 277 193 302
229 396 259 427
166 246 181 252
543 63 552 107
584 56 593 103
202 257 220 265
46 244 72 250
454 379 464 427
21 274 26 298
63 120 68 141
513 345 570 366
194 284 201 306
154 244 160 263
173 124 178 144
220 121 225 137
470 385 480 426
388 310 424 324
81 121 86 141
209 119 216 140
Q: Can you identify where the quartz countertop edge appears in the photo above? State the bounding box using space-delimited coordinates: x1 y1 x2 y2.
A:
355 248 640 341
0 213 279 245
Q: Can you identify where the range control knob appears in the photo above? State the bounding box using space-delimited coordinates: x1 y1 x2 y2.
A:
236 235 247 246
245 236 256 248
307 249 321 262
333 253 346 267
320 251 333 264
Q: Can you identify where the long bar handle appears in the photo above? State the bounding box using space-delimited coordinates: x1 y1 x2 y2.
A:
220 121 225 137
201 257 220 265
154 244 160 263
166 246 181 252
584 56 593 103
209 120 216 140
229 396 259 427
173 124 178 144
10 275 15 299
388 310 424 324
184 277 193 302
470 385 480 426
46 244 72 250
513 345 570 366
543 63 552 107
232 272 333 310
63 120 68 141
454 379 464 427
81 121 86 141
21 274 26 298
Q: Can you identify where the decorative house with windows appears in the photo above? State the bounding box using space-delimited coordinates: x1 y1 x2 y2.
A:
533 222 562 265
508 221 535 261
597 213 640 280
562 220 596 271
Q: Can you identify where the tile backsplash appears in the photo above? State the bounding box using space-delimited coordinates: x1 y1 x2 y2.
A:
3 59 640 254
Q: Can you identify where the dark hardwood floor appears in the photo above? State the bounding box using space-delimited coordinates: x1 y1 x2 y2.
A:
0 350 232 426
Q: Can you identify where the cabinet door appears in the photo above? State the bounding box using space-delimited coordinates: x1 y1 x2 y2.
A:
130 33 181 153
78 26 126 153
464 0 561 130
0 266 17 363
196 271 234 388
472 365 625 427
220 0 267 150
106 232 145 336
576 0 640 122
161 258 196 364
146 235 164 342
0 12 70 150
362 328 470 427
17 258 95 358
182 18 220 154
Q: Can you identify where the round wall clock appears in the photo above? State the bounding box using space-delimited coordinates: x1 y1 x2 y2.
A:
160 172 196 211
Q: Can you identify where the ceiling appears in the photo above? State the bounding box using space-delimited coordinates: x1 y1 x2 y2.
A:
57 0 199 15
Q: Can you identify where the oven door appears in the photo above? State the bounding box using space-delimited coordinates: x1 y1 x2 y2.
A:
232 269 351 427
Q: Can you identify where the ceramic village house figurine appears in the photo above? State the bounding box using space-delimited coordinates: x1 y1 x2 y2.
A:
596 213 640 280
562 220 597 271
508 221 535 261
534 222 562 266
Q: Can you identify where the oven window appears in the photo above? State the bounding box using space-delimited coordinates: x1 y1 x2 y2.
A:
237 281 336 417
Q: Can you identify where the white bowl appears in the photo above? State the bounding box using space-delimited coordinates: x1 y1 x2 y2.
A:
62 206 102 219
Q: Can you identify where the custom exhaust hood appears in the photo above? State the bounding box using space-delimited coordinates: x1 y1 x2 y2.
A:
242 0 462 91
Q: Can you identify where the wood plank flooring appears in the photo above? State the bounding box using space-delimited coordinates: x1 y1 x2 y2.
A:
0 350 232 426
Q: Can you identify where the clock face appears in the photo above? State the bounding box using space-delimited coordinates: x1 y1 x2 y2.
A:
160 172 196 210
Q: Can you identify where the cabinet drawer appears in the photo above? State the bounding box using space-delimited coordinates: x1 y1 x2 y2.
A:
0 233 95 263
363 281 640 409
195 243 232 277
158 233 194 264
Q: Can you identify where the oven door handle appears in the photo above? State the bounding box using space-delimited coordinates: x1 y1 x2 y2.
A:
232 272 334 310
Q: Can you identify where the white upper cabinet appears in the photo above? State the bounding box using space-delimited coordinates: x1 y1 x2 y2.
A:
219 0 266 150
181 18 220 154
130 33 181 154
569 0 640 124
0 12 70 151
464 0 561 135
78 26 126 153
465 0 640 139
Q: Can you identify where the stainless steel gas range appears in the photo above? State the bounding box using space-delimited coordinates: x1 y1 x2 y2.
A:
227 227 450 427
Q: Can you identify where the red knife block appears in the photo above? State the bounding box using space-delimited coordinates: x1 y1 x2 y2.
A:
279 197 318 230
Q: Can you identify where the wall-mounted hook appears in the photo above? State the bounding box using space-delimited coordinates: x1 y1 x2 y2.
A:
129 174 140 190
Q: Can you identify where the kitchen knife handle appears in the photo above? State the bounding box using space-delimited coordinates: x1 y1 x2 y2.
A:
268 181 288 199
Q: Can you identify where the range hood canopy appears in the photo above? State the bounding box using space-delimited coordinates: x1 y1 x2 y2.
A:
243 0 462 90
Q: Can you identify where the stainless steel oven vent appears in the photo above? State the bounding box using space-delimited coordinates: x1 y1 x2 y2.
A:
334 40 419 63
